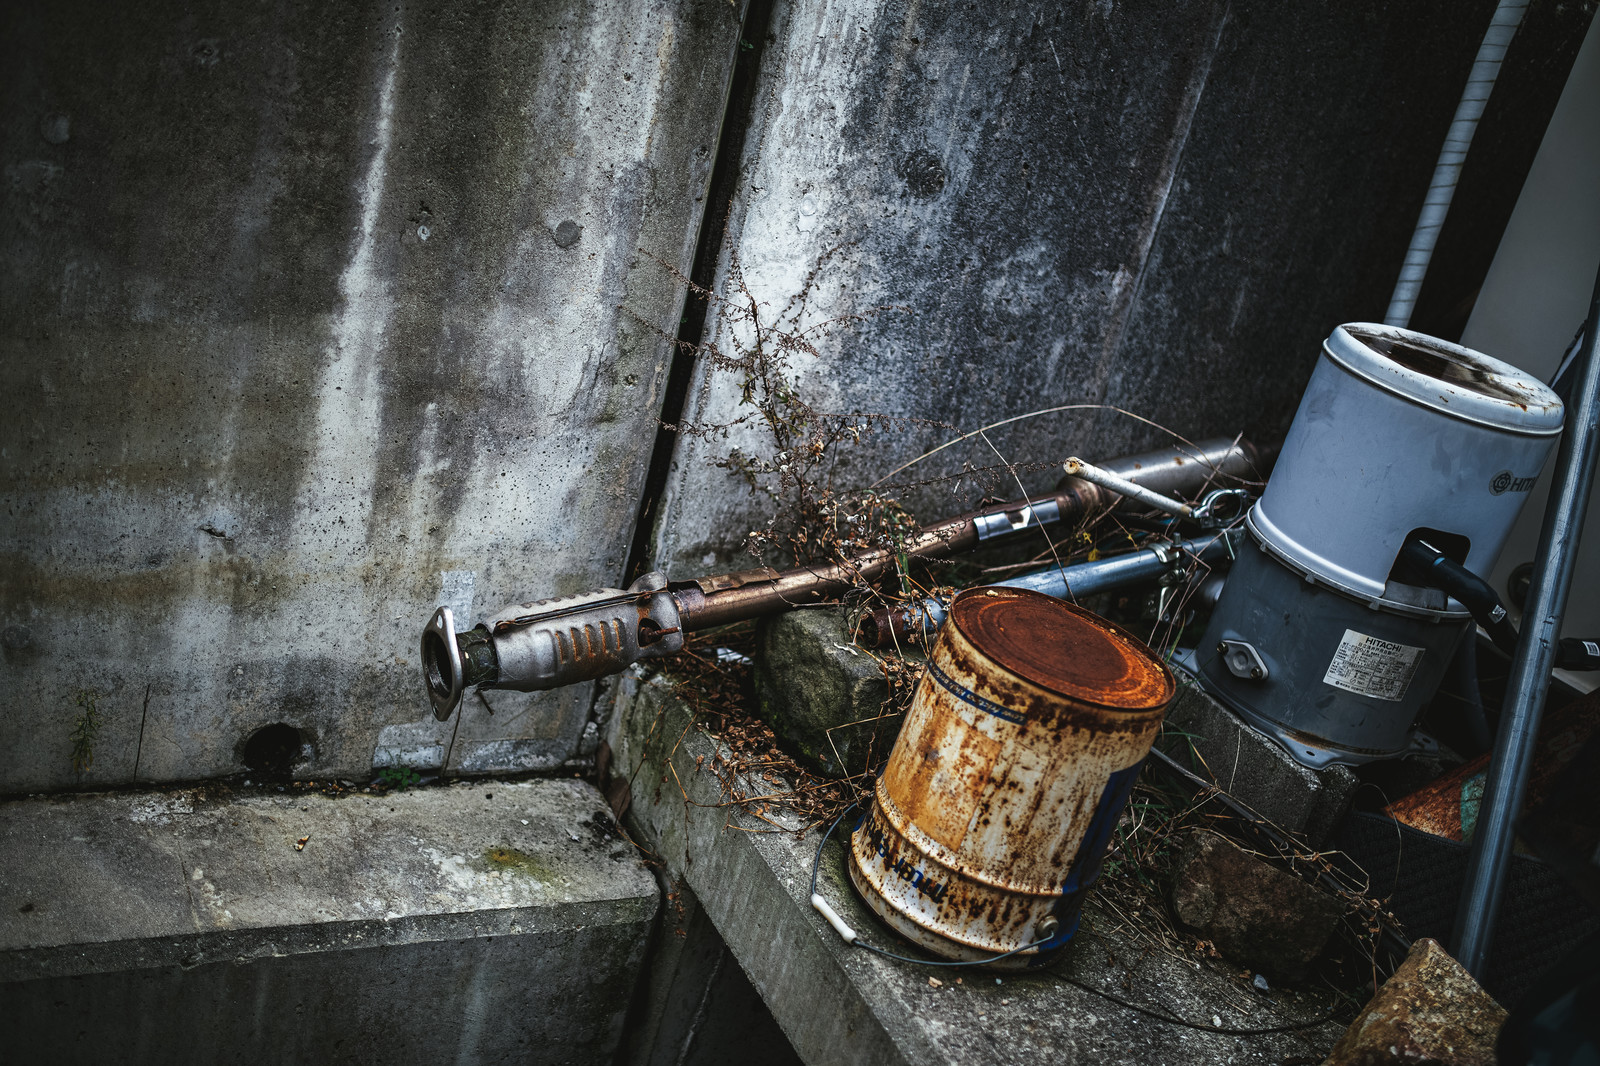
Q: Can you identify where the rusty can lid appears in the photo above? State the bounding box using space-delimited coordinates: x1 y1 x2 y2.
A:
950 586 1174 710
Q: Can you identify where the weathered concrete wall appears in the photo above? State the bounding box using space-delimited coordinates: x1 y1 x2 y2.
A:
1 778 657 1064
650 0 1588 573
1 0 744 790
1 0 1587 793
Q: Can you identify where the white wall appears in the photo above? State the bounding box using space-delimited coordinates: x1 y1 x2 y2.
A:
1461 16 1600 683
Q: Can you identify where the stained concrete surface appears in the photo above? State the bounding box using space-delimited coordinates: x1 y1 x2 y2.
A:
650 0 1590 576
0 778 657 1064
607 669 1348 1066
1160 681 1360 846
624 881 806 1066
0 0 745 791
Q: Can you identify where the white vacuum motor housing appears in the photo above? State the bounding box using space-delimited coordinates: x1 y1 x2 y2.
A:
1252 323 1564 607
1200 323 1564 767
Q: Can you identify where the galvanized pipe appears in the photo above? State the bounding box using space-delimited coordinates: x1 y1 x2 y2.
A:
1385 0 1529 327
675 437 1259 630
1062 457 1195 517
1453 258 1600 976
859 529 1240 648
421 438 1261 718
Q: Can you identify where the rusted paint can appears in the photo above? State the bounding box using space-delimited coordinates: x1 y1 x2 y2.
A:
848 586 1174 967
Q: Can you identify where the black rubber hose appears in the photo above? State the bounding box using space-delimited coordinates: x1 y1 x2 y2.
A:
1559 636 1600 671
1395 539 1519 653
1397 540 1599 672
1452 634 1494 755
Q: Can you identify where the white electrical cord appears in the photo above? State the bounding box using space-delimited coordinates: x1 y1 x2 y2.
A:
1385 0 1530 328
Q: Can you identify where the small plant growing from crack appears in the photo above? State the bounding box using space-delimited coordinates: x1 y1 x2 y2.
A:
374 766 422 791
631 242 930 584
69 689 101 774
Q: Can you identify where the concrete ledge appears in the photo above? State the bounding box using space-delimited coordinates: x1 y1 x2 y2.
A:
608 669 1347 1066
1 778 658 1064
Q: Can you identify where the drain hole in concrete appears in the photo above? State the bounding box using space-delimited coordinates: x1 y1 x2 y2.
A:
242 723 302 774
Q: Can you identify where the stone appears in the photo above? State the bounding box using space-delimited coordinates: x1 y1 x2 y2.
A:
1324 938 1506 1066
1161 682 1360 846
1169 830 1343 981
753 608 903 777
1 778 658 1064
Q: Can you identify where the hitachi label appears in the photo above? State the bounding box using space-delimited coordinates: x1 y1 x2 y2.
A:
1490 470 1538 495
1322 629 1424 702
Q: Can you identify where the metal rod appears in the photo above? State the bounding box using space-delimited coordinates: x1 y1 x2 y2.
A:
1453 257 1600 976
1063 457 1194 517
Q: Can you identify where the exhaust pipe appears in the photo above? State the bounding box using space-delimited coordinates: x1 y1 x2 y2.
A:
420 437 1261 720
421 571 684 721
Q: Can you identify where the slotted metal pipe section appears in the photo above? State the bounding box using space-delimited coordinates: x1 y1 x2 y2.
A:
1453 258 1600 976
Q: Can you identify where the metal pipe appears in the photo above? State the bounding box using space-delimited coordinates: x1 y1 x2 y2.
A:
1062 457 1194 517
420 438 1261 718
676 437 1259 630
1453 258 1600 976
1384 0 1529 327
858 529 1240 648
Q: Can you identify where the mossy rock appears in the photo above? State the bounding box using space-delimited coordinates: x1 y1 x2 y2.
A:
752 609 905 778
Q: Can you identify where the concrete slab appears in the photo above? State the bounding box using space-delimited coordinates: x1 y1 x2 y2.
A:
1160 681 1359 846
608 669 1348 1066
0 778 657 1065
0 0 745 791
648 0 1582 577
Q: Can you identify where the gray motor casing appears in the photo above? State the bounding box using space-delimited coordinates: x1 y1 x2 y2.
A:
1197 534 1471 768
1195 324 1562 768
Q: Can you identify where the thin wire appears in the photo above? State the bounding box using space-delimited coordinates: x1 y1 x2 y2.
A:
868 403 1214 488
1044 973 1351 1036
810 805 1353 1032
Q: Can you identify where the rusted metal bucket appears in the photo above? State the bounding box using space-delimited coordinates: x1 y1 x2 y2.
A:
848 586 1174 968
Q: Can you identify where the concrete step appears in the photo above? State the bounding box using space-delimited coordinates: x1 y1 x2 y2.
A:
1 777 658 1065
607 668 1350 1066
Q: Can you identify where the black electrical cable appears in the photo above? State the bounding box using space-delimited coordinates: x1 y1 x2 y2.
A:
1451 634 1494 755
1043 973 1352 1036
808 806 1353 1033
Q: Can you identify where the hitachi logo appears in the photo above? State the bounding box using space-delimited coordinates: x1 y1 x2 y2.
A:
1490 471 1537 495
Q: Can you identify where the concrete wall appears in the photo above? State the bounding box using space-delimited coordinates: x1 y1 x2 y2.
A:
1 0 743 791
649 0 1592 573
1 0 1589 793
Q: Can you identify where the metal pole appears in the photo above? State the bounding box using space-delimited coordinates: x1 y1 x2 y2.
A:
1453 259 1600 976
1385 0 1528 327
